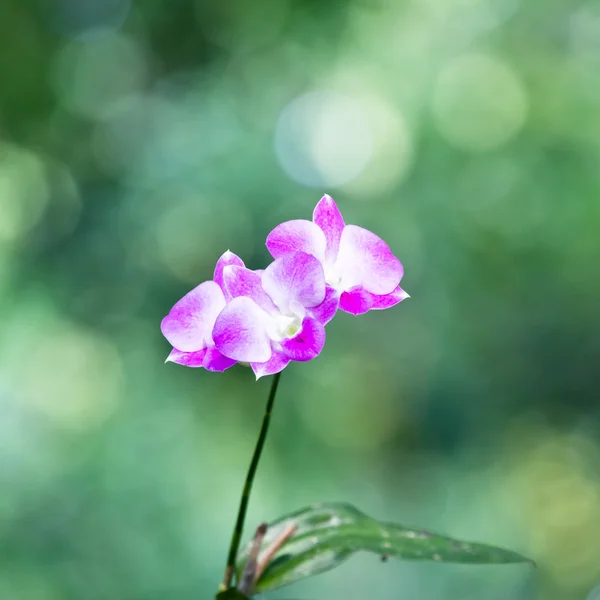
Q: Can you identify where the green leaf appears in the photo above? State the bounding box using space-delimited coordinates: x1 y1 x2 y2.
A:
215 589 251 600
237 502 533 593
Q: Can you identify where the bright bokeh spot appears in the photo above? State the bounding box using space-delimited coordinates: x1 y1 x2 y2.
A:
502 422 600 590
343 94 414 197
275 90 373 188
432 54 528 151
10 311 124 432
0 145 49 244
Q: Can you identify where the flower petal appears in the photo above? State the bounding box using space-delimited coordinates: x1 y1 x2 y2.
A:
370 286 410 310
202 347 238 372
266 219 326 263
335 224 403 295
166 347 237 371
222 265 277 314
308 285 340 325
313 194 345 263
213 297 273 363
213 250 245 297
251 351 291 379
339 285 409 315
161 281 226 352
166 348 208 367
262 252 326 312
279 317 325 362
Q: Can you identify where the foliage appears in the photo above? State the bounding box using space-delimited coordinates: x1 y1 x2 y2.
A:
237 503 531 593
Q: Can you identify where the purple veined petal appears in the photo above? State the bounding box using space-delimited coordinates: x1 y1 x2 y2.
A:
308 285 340 325
370 286 409 310
213 250 245 297
202 346 238 372
222 265 277 314
338 287 374 315
313 194 345 263
266 219 327 263
161 281 226 352
279 317 325 362
339 285 409 315
166 347 208 367
165 347 237 371
213 297 273 363
262 251 326 313
335 224 403 295
251 351 291 379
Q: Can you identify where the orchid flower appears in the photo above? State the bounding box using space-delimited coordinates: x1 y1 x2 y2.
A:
160 250 244 372
212 251 335 379
266 195 408 315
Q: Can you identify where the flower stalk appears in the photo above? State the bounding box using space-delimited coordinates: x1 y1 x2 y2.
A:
220 371 283 591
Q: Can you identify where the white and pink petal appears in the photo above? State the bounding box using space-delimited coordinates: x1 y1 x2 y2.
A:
307 285 340 325
213 251 245 297
370 286 409 310
251 351 291 379
213 297 273 363
279 317 325 362
335 225 403 295
161 280 226 352
201 347 238 372
262 251 326 313
166 348 208 367
338 287 373 316
266 219 327 263
222 265 277 314
313 194 345 263
339 285 409 315
166 347 237 371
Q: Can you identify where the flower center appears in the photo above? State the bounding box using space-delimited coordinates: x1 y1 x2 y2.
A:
269 313 302 342
324 262 343 289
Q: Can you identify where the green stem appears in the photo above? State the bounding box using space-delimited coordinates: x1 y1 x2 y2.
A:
220 371 283 591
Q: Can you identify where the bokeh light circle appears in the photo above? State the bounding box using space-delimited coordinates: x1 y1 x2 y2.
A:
343 94 414 197
432 54 528 151
0 145 49 244
275 90 373 188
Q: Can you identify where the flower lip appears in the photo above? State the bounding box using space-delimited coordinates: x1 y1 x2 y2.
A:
323 263 343 289
265 298 306 342
268 312 302 342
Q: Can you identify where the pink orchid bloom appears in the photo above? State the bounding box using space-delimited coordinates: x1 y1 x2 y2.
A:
266 195 408 315
212 251 334 379
160 250 244 372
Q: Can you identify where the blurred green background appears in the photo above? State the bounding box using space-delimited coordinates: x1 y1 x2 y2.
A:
1 0 599 598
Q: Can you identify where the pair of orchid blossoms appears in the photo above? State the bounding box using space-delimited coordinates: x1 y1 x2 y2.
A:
161 195 408 377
